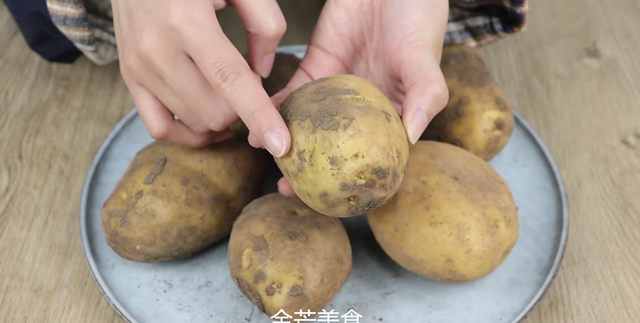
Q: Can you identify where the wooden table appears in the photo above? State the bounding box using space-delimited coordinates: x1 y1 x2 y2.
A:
1 0 639 322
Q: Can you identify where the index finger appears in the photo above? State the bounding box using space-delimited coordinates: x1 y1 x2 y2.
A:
182 8 291 157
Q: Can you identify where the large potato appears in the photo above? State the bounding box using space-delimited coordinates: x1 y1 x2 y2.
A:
276 75 410 217
101 140 265 263
421 45 515 160
228 194 352 320
368 141 519 282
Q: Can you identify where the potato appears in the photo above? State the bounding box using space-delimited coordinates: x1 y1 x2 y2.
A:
228 193 352 320
262 53 301 96
101 139 265 263
276 75 410 217
421 45 515 160
368 141 519 282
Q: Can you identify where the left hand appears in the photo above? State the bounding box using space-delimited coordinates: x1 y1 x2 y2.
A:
253 0 451 196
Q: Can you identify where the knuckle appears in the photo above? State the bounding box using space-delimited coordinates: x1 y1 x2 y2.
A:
137 36 161 60
431 81 450 106
208 60 243 93
148 122 171 140
167 10 188 31
206 116 228 132
259 18 287 39
192 124 211 135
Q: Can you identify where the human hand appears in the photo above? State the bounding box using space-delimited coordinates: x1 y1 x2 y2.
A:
260 0 451 196
112 0 291 156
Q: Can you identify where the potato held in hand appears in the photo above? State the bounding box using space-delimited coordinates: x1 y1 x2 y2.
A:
421 46 515 160
276 75 410 217
368 141 519 282
228 194 352 320
101 140 265 263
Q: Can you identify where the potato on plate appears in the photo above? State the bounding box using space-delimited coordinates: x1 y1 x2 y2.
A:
101 139 265 263
368 141 519 282
422 46 515 160
228 194 352 319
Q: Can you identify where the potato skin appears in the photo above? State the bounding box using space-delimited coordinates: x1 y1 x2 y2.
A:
228 194 352 319
368 141 519 282
276 75 410 217
101 139 265 263
421 46 515 160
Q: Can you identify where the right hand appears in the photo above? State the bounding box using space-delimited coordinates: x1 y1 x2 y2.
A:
112 0 291 157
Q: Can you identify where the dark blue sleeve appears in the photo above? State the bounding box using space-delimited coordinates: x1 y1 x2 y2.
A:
2 0 82 63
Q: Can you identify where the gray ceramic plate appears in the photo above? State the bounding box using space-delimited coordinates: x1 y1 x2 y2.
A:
80 45 568 323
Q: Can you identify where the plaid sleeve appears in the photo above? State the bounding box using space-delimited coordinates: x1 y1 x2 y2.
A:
445 0 528 47
45 0 117 65
46 0 528 65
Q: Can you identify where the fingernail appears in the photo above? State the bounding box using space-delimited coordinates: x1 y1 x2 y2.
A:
260 53 276 78
264 130 287 157
407 110 428 144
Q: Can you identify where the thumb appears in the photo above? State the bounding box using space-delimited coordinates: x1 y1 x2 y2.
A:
400 48 449 144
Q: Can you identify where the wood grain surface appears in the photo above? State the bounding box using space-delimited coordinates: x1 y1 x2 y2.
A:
1 0 639 322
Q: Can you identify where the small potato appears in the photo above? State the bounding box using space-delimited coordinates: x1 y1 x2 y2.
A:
228 194 352 320
421 46 515 160
368 141 519 282
262 53 301 96
101 139 265 263
276 75 409 217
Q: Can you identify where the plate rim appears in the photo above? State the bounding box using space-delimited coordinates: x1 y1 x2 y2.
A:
79 45 569 323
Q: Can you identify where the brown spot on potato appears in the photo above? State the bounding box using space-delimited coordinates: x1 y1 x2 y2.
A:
340 182 356 192
319 192 341 209
252 236 269 253
365 179 377 188
134 190 143 200
445 96 468 120
337 256 344 265
343 121 352 129
349 196 388 216
494 119 505 131
329 156 340 167
265 285 276 296
288 285 303 296
297 149 307 174
253 271 266 284
107 209 128 227
391 171 400 187
383 111 392 122
236 277 265 313
311 87 359 102
144 154 166 185
371 167 389 179
286 231 308 242
446 258 454 263
177 226 197 243
495 97 509 112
